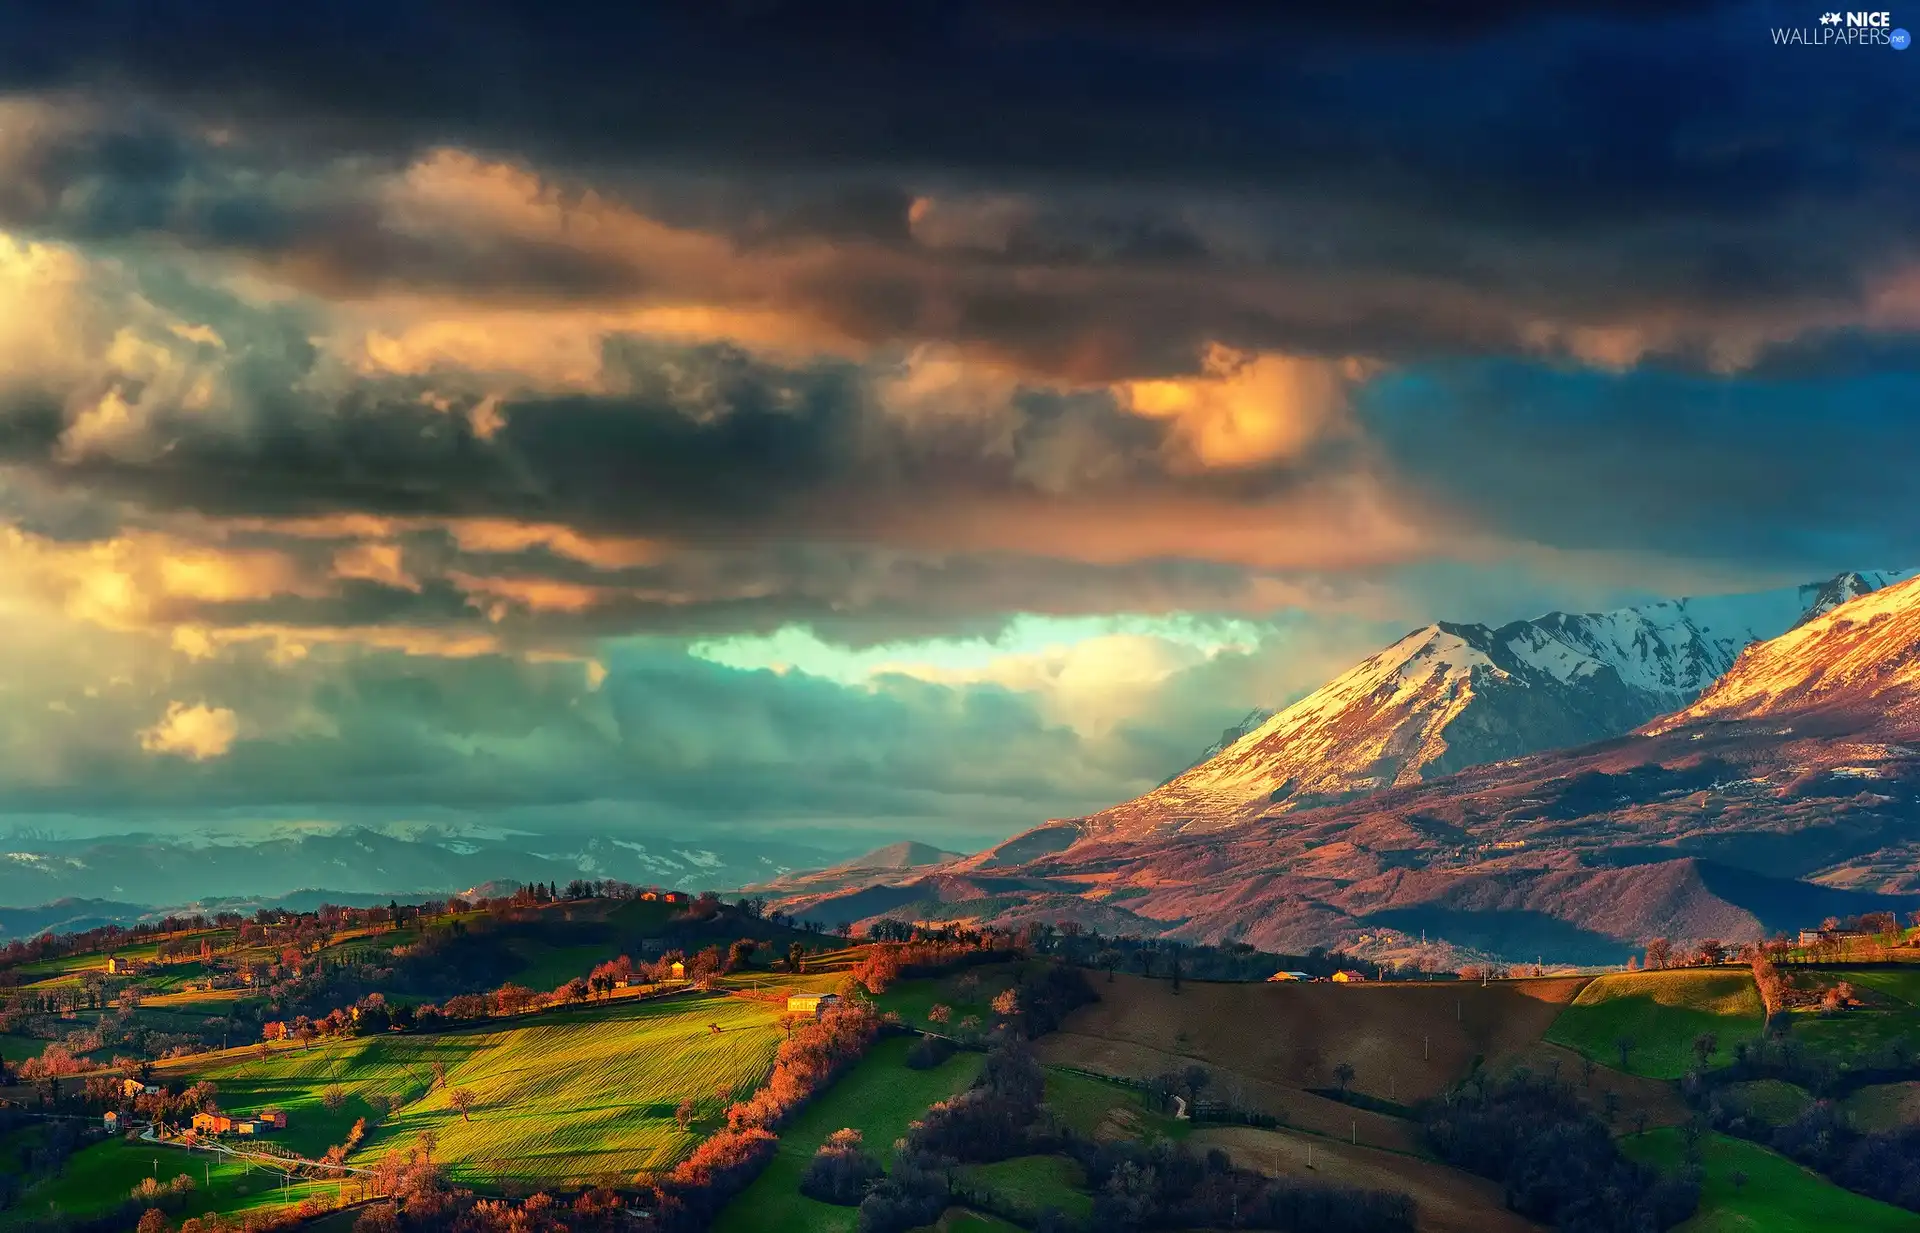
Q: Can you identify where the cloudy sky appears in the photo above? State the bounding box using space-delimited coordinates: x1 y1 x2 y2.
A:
0 0 1915 852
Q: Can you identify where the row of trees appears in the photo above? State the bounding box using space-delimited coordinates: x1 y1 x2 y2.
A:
632 998 886 1230
857 917 1405 985
1636 914 1920 973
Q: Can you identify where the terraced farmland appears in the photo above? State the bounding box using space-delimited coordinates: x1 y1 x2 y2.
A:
182 992 788 1186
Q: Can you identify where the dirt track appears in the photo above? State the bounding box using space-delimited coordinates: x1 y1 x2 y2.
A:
1041 973 1588 1104
1192 1125 1544 1233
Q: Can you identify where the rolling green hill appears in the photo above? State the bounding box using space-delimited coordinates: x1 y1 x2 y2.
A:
714 1035 986 1233
182 991 788 1186
1625 1128 1920 1232
1546 969 1764 1078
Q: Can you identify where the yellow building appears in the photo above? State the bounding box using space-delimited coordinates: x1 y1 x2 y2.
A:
786 992 841 1017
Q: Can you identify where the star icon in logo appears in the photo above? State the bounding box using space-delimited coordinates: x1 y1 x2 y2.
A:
1821 11 1843 22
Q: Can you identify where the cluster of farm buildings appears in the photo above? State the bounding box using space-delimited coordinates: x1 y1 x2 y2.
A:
1265 969 1369 983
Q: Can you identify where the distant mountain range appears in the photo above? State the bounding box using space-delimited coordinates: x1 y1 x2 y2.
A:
748 841 964 899
0 824 844 926
778 571 1920 963
0 890 431 941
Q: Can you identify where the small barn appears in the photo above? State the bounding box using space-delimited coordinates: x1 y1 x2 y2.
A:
787 992 841 1018
669 960 686 980
103 1111 119 1132
192 1112 234 1134
1266 971 1311 982
1330 970 1367 983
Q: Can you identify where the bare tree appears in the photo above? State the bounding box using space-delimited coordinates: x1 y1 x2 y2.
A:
448 1088 477 1122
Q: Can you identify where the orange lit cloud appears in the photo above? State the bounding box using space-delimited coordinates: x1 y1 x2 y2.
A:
3 527 316 630
444 521 661 570
330 540 420 591
1118 345 1368 470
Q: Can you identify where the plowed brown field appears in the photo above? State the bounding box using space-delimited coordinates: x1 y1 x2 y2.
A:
1191 1126 1544 1233
1038 973 1588 1103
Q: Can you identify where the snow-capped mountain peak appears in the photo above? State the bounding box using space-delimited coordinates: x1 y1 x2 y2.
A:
1093 569 1912 840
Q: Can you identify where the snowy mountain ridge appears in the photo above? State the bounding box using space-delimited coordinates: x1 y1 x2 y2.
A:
1097 569 1911 839
1650 572 1920 732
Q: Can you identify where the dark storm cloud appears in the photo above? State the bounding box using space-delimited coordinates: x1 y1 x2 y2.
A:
0 333 1332 534
1 1 1915 380
0 1 1732 183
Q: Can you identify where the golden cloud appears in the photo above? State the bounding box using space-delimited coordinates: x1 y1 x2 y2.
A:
330 540 421 591
1119 345 1368 471
445 520 661 570
2 527 316 630
139 701 239 761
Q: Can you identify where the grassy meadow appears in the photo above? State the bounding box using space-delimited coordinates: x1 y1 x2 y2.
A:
176 991 788 1185
0 1137 342 1229
1546 969 1764 1078
960 1154 1092 1222
1625 1128 1920 1232
714 1034 986 1233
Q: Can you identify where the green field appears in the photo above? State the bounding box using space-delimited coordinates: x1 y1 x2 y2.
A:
17 942 162 979
502 939 618 991
1625 1128 1920 1232
1545 969 1765 1078
961 1154 1091 1221
714 1035 986 1233
0 1137 342 1229
873 967 1021 1032
1041 1067 1187 1142
0 1036 45 1064
1837 968 1920 1007
911 1211 1024 1233
185 992 786 1185
1719 1080 1813 1126
1846 1082 1920 1132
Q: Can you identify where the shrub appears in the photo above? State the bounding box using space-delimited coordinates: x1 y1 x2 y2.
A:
800 1128 885 1205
